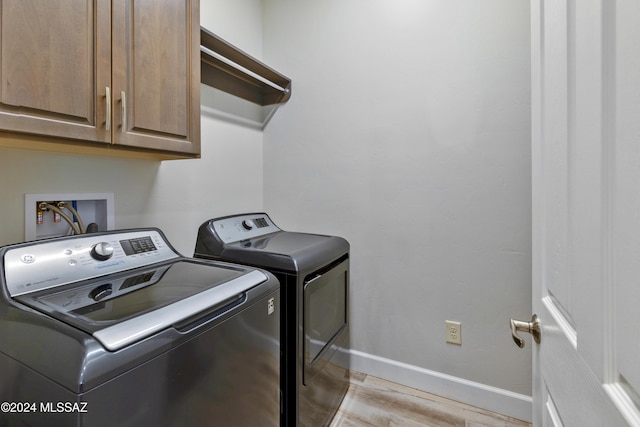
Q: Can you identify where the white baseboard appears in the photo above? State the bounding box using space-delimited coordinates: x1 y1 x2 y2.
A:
340 349 532 423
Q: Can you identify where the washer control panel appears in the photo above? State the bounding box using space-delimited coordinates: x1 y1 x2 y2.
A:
3 230 179 297
211 213 281 244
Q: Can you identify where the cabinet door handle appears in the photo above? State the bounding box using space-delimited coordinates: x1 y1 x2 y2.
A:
105 87 111 131
120 91 127 133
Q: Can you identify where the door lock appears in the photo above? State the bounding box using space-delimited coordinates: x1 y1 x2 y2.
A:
510 314 541 348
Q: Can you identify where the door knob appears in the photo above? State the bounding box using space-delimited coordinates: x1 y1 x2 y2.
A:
510 314 541 348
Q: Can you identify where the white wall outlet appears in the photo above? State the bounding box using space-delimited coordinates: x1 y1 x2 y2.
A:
446 320 462 345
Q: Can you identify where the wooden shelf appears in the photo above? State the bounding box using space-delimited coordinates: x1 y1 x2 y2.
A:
200 27 291 106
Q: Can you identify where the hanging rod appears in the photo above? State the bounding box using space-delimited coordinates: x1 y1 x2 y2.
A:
200 45 289 94
200 27 292 106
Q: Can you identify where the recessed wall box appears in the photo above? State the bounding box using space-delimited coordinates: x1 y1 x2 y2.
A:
25 193 114 241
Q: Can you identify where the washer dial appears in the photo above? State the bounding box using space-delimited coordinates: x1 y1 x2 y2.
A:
91 242 114 261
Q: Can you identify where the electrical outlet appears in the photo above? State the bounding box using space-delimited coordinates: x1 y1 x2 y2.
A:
446 320 462 345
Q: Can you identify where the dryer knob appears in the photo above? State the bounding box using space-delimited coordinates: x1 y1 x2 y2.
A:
242 220 255 230
91 242 114 261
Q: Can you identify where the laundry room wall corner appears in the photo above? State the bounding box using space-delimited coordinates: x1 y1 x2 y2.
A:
262 0 532 411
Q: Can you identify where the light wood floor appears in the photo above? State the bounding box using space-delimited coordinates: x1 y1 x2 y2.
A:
329 372 531 427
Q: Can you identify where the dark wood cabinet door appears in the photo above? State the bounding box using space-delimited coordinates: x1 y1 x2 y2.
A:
111 0 200 155
0 0 111 143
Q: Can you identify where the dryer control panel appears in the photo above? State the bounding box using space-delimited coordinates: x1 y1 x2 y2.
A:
2 229 180 297
211 213 281 244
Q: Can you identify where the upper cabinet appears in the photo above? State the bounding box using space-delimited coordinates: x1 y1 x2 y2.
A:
0 1 111 144
112 0 200 154
0 0 200 158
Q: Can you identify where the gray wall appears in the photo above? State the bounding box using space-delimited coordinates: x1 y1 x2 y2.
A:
262 0 532 396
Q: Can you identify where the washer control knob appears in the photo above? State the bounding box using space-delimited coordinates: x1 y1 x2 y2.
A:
242 219 255 230
91 242 114 261
89 284 113 301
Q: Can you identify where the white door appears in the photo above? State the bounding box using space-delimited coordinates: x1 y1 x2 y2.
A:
527 0 640 425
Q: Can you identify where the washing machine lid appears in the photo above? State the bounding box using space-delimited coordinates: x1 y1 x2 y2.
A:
15 260 267 351
195 213 349 272
1 229 268 351
222 232 348 272
13 260 266 351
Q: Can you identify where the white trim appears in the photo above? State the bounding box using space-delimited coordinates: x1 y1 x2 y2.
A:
542 295 577 349
545 393 564 427
341 349 532 423
604 383 640 427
